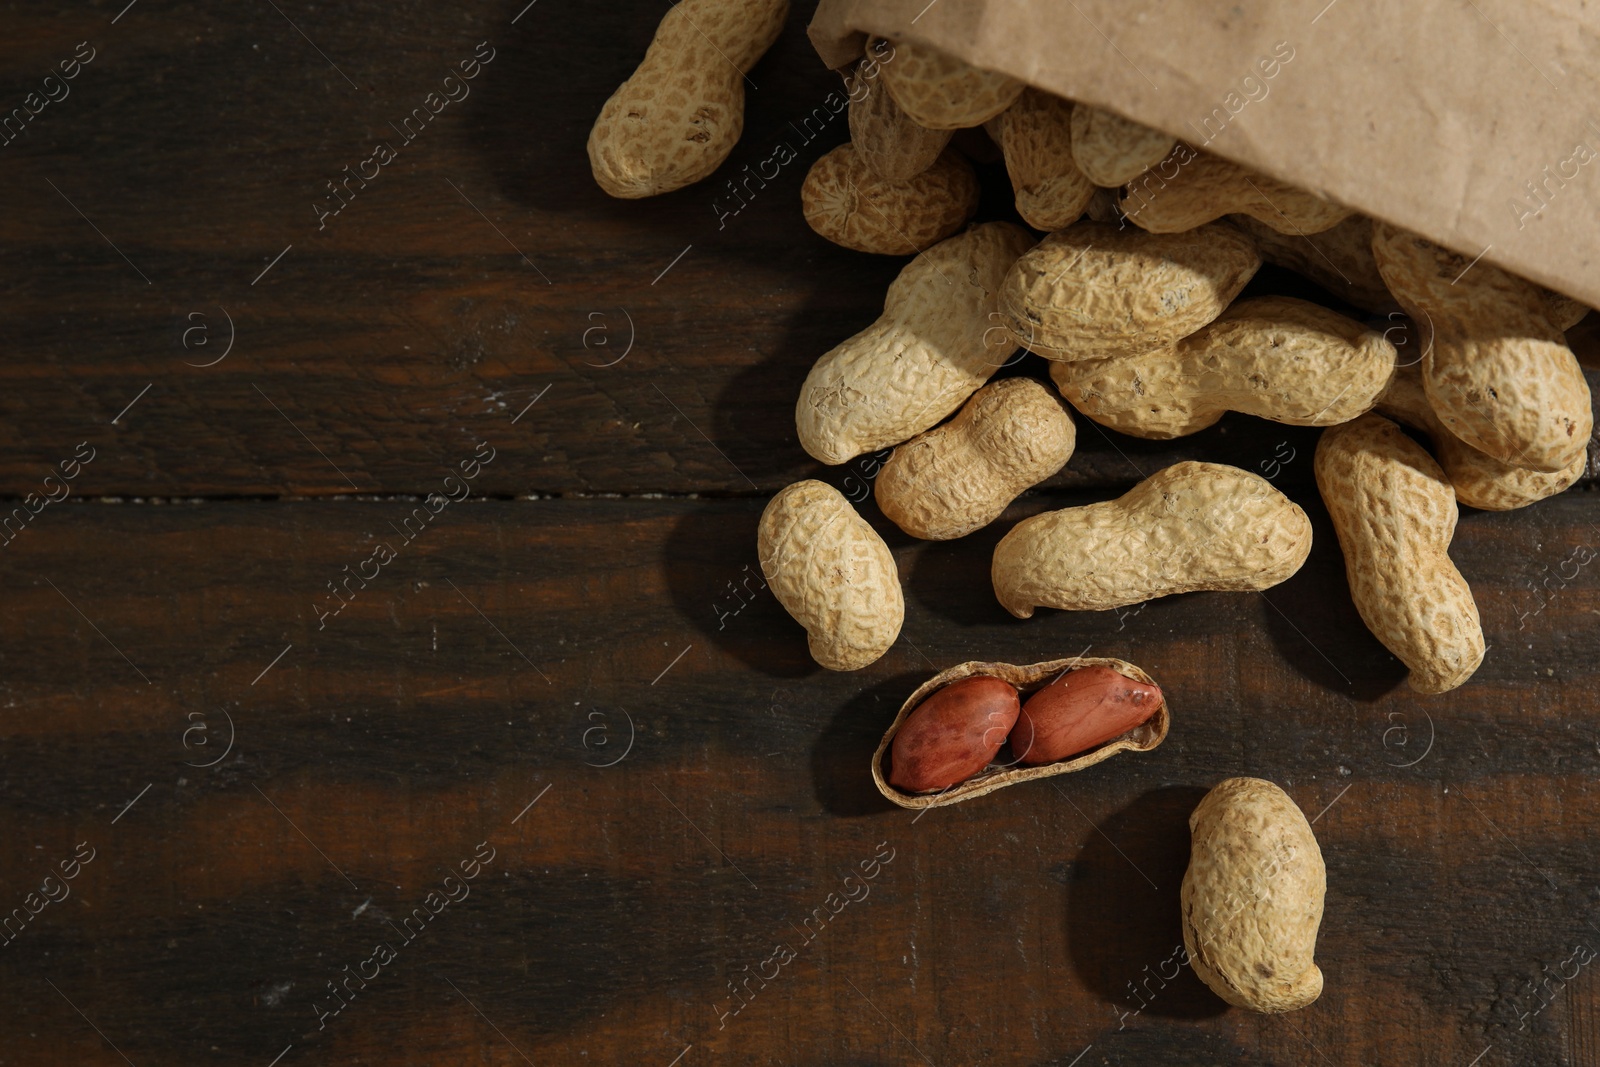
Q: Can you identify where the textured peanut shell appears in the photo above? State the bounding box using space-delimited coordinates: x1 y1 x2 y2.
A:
1121 151 1351 235
1000 221 1260 361
1547 292 1590 331
1050 296 1397 439
1228 214 1399 316
757 481 903 671
1377 360 1584 511
797 222 1035 465
1314 414 1484 692
875 377 1076 540
992 461 1312 617
876 37 1023 130
1069 105 1176 187
587 0 788 198
847 55 952 181
1182 778 1325 1014
984 89 1094 231
801 143 979 255
872 656 1168 809
1370 222 1592 473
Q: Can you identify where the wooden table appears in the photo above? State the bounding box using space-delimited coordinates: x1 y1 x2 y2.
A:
3 2 1598 1064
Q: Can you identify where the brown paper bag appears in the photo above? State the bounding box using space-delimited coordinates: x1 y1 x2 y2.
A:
809 0 1600 309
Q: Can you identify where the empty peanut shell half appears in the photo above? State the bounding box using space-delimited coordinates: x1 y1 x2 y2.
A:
872 656 1169 809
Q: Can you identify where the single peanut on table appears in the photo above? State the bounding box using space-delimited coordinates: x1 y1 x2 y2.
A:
801 143 979 255
758 480 902 671
1001 220 1260 361
875 377 1075 540
875 37 1023 130
983 88 1094 231
1370 221 1591 474
1049 295 1396 438
587 0 788 198
1069 104 1176 187
847 44 952 181
992 461 1311 616
1315 413 1484 693
1120 149 1352 235
1183 778 1326 1013
796 221 1034 465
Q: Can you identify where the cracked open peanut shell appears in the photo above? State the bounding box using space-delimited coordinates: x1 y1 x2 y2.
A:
871 655 1169 809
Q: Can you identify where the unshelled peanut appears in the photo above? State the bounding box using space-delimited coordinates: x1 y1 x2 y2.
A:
983 89 1094 231
1377 360 1584 511
1314 413 1484 693
796 222 1034 465
875 377 1075 540
1182 778 1325 1013
587 0 788 198
1121 150 1351 235
1069 105 1176 187
847 46 952 181
1548 292 1591 331
1370 222 1591 473
992 461 1311 616
876 37 1023 130
1229 214 1398 316
1049 296 1396 438
801 143 978 255
1000 221 1260 361
758 480 903 671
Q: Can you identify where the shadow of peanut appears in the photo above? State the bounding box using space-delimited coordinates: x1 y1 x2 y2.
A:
1061 784 1226 1023
809 670 925 818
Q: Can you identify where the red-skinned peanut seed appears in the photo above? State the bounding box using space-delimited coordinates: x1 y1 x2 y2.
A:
889 675 1020 792
1010 665 1161 765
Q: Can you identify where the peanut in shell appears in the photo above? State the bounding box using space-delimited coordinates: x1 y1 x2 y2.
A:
797 222 1034 465
1370 221 1591 474
984 89 1095 231
1049 296 1396 439
757 480 903 671
801 142 978 255
992 461 1312 617
1069 104 1176 187
1376 359 1585 511
1000 221 1260 361
1314 413 1485 693
587 0 788 198
1121 149 1351 235
875 377 1075 540
875 37 1023 130
847 49 952 181
1182 777 1326 1014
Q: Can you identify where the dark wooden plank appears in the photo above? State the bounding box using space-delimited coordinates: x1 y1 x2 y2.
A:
2 493 1599 1064
2 2 1592 498
6 2 1600 1065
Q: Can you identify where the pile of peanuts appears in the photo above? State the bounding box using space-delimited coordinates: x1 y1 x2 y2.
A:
588 5 1591 1016
763 34 1593 699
